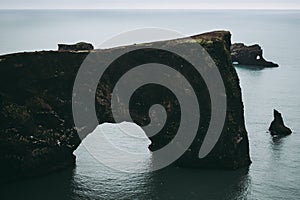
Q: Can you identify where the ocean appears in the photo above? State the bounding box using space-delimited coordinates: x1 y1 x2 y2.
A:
0 9 300 200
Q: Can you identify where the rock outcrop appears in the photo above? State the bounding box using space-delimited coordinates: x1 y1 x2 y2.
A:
58 42 94 51
0 31 251 183
231 43 278 67
269 109 292 136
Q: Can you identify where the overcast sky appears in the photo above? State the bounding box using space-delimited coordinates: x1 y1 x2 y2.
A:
1 0 299 9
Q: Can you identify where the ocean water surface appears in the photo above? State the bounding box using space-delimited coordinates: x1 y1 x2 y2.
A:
0 9 300 200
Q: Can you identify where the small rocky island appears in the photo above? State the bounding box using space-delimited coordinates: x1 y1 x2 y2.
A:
231 43 278 67
58 42 94 51
269 109 292 136
0 31 251 183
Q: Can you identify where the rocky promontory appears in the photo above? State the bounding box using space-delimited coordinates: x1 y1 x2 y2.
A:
0 31 251 183
231 43 278 67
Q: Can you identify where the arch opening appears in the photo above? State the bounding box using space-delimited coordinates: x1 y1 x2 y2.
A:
74 122 152 173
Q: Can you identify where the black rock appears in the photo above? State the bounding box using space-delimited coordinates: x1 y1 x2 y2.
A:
0 31 251 183
231 43 278 68
269 109 292 136
58 42 94 51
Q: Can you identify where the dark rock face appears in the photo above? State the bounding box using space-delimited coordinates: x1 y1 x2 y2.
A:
231 43 278 67
58 42 94 51
269 110 292 136
0 51 84 183
0 31 251 183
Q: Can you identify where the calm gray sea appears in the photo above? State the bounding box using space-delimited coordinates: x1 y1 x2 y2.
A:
0 9 300 200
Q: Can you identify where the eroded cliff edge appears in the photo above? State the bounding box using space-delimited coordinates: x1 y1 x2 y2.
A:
0 31 251 183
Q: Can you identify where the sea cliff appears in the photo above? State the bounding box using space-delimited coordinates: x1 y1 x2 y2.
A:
0 31 251 183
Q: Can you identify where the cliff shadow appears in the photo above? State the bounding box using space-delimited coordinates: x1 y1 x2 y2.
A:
0 166 77 200
147 166 251 200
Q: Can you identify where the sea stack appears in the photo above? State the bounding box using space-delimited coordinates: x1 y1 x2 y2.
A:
231 43 278 67
269 109 292 136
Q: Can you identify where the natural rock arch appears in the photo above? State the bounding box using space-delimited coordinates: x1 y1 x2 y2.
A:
0 31 251 182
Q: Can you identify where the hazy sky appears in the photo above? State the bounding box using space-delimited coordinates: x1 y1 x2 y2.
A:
1 0 299 9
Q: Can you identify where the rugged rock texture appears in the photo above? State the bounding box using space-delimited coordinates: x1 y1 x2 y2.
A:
269 109 292 136
58 42 94 51
231 43 278 67
0 51 84 183
0 31 251 183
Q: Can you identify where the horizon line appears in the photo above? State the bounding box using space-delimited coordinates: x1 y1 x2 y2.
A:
1 8 300 11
